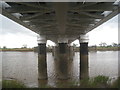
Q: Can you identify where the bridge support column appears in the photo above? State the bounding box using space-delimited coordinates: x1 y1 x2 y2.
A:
37 35 47 80
80 42 89 79
53 46 59 60
57 43 69 79
79 35 89 80
52 46 55 56
69 46 74 60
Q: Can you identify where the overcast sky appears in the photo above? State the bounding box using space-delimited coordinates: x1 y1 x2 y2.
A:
0 14 119 48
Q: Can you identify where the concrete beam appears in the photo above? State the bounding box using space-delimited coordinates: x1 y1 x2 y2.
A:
37 35 47 43
6 6 52 13
1 7 38 34
68 14 101 19
67 24 89 28
70 2 116 11
68 20 95 24
54 3 68 34
14 2 52 10
24 15 55 21
86 7 119 33
20 10 54 20
72 2 97 9
32 19 56 22
80 12 104 19
58 37 68 43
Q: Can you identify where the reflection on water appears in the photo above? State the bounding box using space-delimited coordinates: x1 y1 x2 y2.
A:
2 51 119 88
2 52 38 87
89 51 118 78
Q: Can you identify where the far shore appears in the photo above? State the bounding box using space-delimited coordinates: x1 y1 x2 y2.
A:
0 47 120 52
0 48 34 52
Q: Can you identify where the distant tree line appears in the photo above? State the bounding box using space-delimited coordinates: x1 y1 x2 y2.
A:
0 42 120 49
21 44 27 49
98 42 120 47
0 44 28 49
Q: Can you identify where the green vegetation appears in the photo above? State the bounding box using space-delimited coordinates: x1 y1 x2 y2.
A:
2 76 119 88
72 46 119 52
0 44 34 52
111 77 120 88
90 46 119 51
54 76 119 88
0 48 34 52
2 80 26 88
80 76 109 88
0 42 120 52
80 76 120 88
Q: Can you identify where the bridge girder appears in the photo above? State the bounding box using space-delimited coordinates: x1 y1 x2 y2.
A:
1 2 120 42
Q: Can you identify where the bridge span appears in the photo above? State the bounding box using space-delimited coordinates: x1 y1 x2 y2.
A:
1 1 120 80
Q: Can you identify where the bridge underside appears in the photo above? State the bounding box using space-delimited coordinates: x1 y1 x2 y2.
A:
1 2 119 43
1 2 120 80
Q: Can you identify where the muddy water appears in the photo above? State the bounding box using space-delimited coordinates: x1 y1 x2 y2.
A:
2 51 119 88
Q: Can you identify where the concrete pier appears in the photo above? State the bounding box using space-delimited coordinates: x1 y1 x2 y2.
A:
79 35 89 80
38 43 47 79
68 46 74 60
37 35 48 80
80 42 89 79
56 43 69 79
53 46 59 60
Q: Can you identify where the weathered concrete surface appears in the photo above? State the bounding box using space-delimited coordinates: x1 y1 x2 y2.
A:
53 46 59 60
80 43 89 79
54 43 70 79
56 54 69 79
68 46 74 60
38 55 47 80
38 43 47 80
80 55 89 79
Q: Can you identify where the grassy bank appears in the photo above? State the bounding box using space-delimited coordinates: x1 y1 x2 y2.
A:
73 47 120 52
55 76 120 88
0 48 34 52
89 47 119 51
2 80 26 88
2 76 120 88
0 46 120 52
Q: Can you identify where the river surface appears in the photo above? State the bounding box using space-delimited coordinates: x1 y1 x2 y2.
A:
1 51 119 88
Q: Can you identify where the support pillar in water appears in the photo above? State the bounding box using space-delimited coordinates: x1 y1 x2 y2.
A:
69 46 74 60
52 46 55 56
57 43 69 79
80 42 89 79
53 46 59 60
68 40 74 60
37 35 47 80
79 35 89 80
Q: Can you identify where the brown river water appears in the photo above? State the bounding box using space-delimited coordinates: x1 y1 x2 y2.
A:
1 51 119 88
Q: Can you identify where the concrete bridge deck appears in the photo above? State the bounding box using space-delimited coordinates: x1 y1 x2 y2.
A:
1 1 120 80
1 2 119 43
